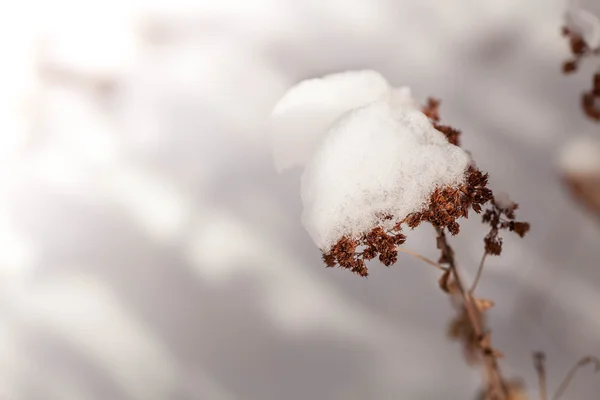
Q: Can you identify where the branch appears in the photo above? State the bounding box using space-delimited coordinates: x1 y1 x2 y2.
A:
469 252 489 294
551 355 600 400
397 247 448 271
435 226 508 400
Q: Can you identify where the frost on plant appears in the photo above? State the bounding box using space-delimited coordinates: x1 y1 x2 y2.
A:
269 70 416 172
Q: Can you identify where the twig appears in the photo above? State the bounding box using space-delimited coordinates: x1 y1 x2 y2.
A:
551 355 600 400
533 352 547 400
469 252 488 294
397 247 448 271
435 226 508 400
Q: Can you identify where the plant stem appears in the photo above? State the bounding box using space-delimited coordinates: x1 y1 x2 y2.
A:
397 247 448 271
551 356 600 400
469 252 488 294
435 227 508 400
533 352 547 400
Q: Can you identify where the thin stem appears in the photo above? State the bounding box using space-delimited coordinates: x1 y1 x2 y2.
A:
551 356 600 400
533 352 547 400
397 247 448 271
469 252 488 294
435 227 508 400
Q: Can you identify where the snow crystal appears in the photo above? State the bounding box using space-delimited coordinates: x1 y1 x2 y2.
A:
559 135 600 175
565 0 600 49
270 70 401 173
301 101 470 251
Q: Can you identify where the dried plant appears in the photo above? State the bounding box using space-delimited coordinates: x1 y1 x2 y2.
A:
273 34 599 395
561 26 600 121
317 98 528 399
560 25 600 222
315 98 596 400
560 27 599 76
533 352 599 400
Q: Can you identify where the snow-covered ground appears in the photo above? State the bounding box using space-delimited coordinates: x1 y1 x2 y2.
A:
0 0 599 399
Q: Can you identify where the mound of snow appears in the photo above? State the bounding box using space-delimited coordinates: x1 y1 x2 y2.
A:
270 70 416 172
301 101 469 251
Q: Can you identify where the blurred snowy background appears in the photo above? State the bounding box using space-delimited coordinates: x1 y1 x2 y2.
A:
1 0 599 399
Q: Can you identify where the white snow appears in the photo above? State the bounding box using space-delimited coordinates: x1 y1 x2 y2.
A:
559 135 600 175
387 86 420 114
565 0 600 50
270 70 417 173
301 101 469 251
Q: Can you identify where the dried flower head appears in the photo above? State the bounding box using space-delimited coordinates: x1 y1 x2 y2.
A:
561 26 595 73
315 93 528 284
482 194 530 256
561 26 600 121
320 163 494 276
320 97 495 275
322 226 407 276
405 166 493 236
